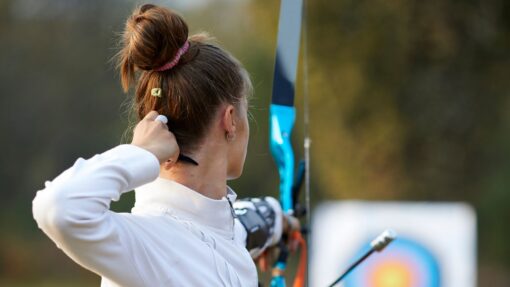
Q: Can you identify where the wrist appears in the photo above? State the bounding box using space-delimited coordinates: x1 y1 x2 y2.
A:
130 143 163 164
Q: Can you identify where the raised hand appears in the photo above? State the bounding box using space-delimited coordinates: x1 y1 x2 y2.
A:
131 111 179 164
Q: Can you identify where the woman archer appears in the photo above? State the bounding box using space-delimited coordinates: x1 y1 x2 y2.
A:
32 4 299 287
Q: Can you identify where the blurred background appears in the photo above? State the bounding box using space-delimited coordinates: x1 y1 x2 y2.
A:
1 0 509 286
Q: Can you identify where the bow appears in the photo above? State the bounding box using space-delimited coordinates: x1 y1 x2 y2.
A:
268 0 309 286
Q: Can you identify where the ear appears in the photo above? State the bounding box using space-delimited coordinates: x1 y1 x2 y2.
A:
221 104 237 134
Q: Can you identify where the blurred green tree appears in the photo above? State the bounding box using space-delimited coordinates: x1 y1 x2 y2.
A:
1 0 509 285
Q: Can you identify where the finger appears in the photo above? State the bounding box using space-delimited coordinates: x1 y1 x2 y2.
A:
285 215 301 232
265 249 273 267
257 251 268 272
289 231 301 252
290 239 299 252
144 110 159 121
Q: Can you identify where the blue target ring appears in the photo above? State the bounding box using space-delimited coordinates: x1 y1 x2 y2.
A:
344 237 441 287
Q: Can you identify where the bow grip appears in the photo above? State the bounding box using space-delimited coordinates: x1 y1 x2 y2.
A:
270 104 296 214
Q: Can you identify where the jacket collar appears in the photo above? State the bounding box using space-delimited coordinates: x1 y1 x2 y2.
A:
133 177 237 234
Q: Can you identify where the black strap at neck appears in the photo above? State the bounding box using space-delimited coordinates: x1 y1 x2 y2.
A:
178 154 199 166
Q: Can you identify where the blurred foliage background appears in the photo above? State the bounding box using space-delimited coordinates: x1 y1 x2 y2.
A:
1 0 509 286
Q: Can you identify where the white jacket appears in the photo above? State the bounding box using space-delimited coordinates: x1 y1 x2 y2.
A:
32 144 259 287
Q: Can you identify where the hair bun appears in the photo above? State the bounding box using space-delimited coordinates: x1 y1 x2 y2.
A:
119 4 189 91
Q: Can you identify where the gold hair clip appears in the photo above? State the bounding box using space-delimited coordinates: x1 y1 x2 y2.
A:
151 88 162 97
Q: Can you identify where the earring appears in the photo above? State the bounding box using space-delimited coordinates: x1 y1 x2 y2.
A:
226 132 235 142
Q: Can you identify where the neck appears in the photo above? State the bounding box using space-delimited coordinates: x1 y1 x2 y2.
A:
159 143 228 200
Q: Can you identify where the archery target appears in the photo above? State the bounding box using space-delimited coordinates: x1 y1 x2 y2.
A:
310 201 476 287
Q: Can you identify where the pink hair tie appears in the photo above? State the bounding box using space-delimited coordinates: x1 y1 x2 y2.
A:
154 41 190 72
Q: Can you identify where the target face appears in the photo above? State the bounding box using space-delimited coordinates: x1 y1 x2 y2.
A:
310 201 476 287
345 237 441 287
